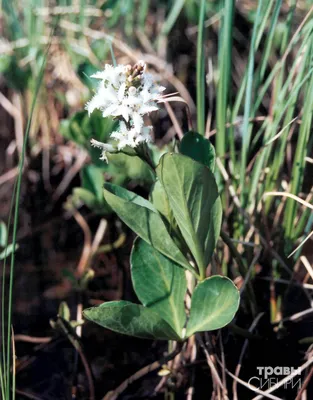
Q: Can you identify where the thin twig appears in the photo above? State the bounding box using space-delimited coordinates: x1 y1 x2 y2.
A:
186 11 222 35
300 256 313 282
56 318 95 400
196 334 224 391
0 92 21 119
258 276 313 290
208 116 267 137
76 219 108 338
15 389 44 400
275 307 313 324
158 95 193 131
73 210 92 279
14 335 52 344
240 248 261 295
233 313 264 400
219 334 227 394
52 150 87 203
264 192 313 211
216 158 241 209
35 5 102 16
91 219 108 255
163 101 184 139
0 167 19 186
295 367 313 400
186 335 197 400
102 344 184 400
96 232 126 254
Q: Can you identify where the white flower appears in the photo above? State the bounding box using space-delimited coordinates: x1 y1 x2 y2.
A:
88 62 165 162
90 139 117 163
90 123 152 163
85 62 165 134
90 65 125 86
111 121 152 150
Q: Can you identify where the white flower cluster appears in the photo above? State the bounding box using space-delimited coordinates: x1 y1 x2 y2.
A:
86 61 165 162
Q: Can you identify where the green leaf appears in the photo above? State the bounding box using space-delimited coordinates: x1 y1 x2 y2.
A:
90 40 110 62
157 153 222 275
103 183 193 272
60 111 116 156
2 56 31 91
59 112 87 146
0 221 8 248
77 62 99 90
0 54 11 74
58 301 71 322
72 188 98 208
83 301 180 340
150 180 173 224
186 276 240 336
131 238 186 337
104 182 155 209
81 165 104 201
106 152 155 186
180 131 216 171
71 187 110 214
100 0 119 11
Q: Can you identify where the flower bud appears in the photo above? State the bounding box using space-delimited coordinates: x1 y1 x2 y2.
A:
128 86 137 95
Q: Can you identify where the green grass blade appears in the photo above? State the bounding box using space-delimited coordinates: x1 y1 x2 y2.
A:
160 0 185 37
239 0 264 205
196 0 206 135
285 53 313 239
1 178 17 396
280 0 297 53
257 0 282 84
2 0 23 40
263 45 311 211
216 0 234 172
249 65 313 210
138 0 150 31
5 41 49 400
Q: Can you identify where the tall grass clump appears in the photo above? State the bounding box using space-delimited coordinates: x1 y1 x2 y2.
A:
0 1 49 394
214 2 313 251
0 58 47 400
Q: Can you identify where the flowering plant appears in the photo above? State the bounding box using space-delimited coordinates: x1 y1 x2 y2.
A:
83 62 240 342
86 61 164 162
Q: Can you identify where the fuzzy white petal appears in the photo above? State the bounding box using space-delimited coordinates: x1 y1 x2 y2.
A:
118 83 126 101
132 112 143 132
120 105 130 121
90 139 117 163
102 104 119 118
139 104 158 115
